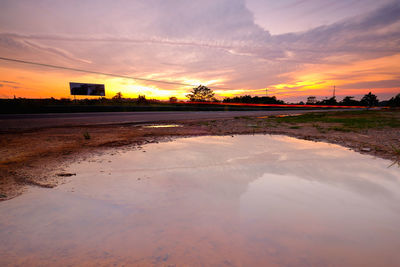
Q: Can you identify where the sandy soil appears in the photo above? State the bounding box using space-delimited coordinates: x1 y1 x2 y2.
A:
1 111 399 200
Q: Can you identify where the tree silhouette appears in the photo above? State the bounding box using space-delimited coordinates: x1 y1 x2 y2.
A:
388 93 400 107
223 95 284 104
137 95 148 104
186 85 215 102
306 96 317 105
112 92 123 100
320 96 337 105
361 92 379 107
169 96 178 103
341 96 359 106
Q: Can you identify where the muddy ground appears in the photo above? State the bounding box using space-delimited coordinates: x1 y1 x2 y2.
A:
1 110 399 200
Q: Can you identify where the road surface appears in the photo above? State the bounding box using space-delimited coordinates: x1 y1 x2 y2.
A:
0 109 357 131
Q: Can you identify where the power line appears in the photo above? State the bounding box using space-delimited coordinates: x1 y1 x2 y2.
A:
0 56 230 89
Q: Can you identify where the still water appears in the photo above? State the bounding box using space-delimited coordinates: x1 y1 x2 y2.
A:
1 135 400 266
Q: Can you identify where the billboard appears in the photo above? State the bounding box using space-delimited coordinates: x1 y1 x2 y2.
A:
70 82 105 96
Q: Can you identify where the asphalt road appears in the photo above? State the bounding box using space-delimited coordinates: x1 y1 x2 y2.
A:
0 109 356 131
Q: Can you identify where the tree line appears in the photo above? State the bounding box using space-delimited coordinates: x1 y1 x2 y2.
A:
4 85 399 107
186 85 400 107
303 92 400 107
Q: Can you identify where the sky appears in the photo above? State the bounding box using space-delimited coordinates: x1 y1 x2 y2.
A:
0 0 399 102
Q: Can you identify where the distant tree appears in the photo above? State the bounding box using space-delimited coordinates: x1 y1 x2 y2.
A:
341 96 359 106
361 92 379 107
112 92 123 100
59 98 72 103
388 93 400 107
169 96 178 103
320 97 337 105
239 95 253 103
186 85 215 102
222 95 284 104
137 95 148 104
99 96 108 103
306 96 317 105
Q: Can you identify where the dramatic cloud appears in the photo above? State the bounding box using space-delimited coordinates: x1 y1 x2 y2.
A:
246 0 395 34
275 2 400 61
0 80 20 84
0 0 399 100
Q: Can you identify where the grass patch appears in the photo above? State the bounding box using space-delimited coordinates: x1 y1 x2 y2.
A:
273 110 400 130
83 131 91 140
289 126 302 129
199 121 210 126
391 145 400 156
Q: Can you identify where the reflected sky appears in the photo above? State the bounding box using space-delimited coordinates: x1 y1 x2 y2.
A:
0 135 399 266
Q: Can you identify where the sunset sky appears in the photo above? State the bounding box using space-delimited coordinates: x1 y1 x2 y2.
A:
0 0 399 102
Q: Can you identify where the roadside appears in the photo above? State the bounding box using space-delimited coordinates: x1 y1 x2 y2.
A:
1 109 399 200
0 109 357 131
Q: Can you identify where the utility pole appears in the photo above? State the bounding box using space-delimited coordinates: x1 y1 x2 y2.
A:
333 85 336 98
266 88 268 96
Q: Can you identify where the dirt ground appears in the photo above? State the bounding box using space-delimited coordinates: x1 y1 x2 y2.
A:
1 110 399 201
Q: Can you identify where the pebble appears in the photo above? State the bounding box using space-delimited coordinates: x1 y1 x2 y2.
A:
56 173 76 177
361 147 371 152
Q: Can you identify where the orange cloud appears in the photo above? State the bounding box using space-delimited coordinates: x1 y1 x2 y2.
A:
269 54 400 100
0 65 229 100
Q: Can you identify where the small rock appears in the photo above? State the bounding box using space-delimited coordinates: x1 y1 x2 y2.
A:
56 173 76 177
361 147 371 152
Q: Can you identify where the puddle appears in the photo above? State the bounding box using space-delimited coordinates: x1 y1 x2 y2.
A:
257 114 301 119
143 124 181 128
1 135 400 266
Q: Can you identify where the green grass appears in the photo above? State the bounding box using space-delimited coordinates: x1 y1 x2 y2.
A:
273 110 400 131
199 121 210 126
83 131 91 140
391 145 400 156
